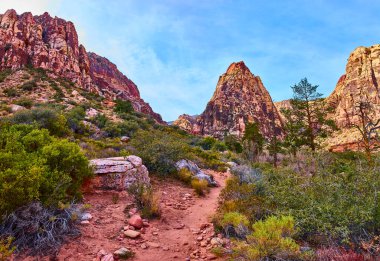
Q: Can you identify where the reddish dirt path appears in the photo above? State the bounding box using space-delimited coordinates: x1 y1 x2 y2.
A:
37 170 229 261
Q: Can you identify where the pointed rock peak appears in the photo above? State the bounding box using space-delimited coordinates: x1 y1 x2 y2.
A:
226 61 250 74
4 9 17 17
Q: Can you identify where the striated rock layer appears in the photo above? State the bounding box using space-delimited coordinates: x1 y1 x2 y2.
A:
0 9 162 122
326 45 380 128
174 61 283 139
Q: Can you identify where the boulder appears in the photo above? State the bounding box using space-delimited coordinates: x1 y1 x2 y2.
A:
89 156 150 190
124 230 140 238
128 214 143 229
10 104 26 112
175 159 218 186
113 247 133 259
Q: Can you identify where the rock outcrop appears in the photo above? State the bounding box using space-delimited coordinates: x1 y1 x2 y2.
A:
174 61 283 139
0 9 162 122
175 159 218 186
326 45 380 128
89 156 150 190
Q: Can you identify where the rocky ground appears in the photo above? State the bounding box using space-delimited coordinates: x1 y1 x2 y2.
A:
20 170 229 261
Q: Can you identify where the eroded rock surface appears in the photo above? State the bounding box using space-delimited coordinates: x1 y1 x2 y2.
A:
0 9 162 122
327 45 380 128
90 156 150 190
174 61 283 138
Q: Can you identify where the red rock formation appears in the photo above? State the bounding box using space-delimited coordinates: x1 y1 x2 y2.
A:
0 9 162 122
174 61 283 139
326 45 380 128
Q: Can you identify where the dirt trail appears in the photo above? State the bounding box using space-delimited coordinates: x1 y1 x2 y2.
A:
52 170 229 261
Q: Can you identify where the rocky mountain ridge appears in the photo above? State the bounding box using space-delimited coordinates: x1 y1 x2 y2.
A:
0 9 162 122
326 44 380 128
174 61 283 139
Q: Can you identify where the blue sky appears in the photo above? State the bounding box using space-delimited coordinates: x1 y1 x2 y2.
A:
1 0 380 121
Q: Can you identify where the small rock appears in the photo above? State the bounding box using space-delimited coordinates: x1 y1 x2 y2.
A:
200 241 207 247
123 226 130 231
141 243 148 249
143 221 150 227
210 237 223 246
163 246 169 251
173 223 185 229
101 254 114 261
124 230 141 238
80 220 90 225
81 213 93 221
128 214 143 229
113 247 133 259
120 136 130 143
147 242 160 248
97 249 107 257
152 231 158 236
129 208 137 216
196 236 203 241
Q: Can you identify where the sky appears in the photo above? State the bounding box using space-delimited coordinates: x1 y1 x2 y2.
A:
1 0 380 121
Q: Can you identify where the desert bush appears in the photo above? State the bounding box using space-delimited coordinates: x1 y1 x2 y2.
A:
91 113 108 128
127 184 160 218
212 141 227 152
0 202 80 255
192 147 228 172
220 212 249 238
9 108 69 137
65 107 90 135
176 168 193 184
20 79 38 91
231 215 300 261
198 136 217 150
224 135 243 153
191 179 209 196
4 88 18 97
0 125 92 214
0 69 11 83
0 237 15 261
114 99 134 114
14 98 33 108
130 129 192 175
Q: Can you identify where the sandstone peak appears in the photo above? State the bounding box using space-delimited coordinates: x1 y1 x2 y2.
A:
0 9 162 122
226 61 249 74
174 62 283 139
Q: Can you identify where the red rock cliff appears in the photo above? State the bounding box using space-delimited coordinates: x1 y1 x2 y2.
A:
0 9 162 122
326 45 380 128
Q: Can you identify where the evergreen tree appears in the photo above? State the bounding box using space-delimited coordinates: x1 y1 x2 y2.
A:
286 78 335 151
243 122 264 162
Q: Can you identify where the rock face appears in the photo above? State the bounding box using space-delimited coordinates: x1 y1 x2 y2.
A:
0 9 162 122
326 45 380 128
89 156 150 190
174 61 283 138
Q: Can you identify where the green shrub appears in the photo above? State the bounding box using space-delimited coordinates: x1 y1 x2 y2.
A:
0 125 92 215
9 108 69 137
198 136 217 150
14 98 33 108
20 80 38 91
114 99 134 114
130 129 192 175
0 237 15 261
176 168 192 184
0 69 11 83
4 88 18 97
224 135 243 153
91 113 108 129
191 178 209 196
232 215 300 260
221 212 249 238
65 107 89 135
